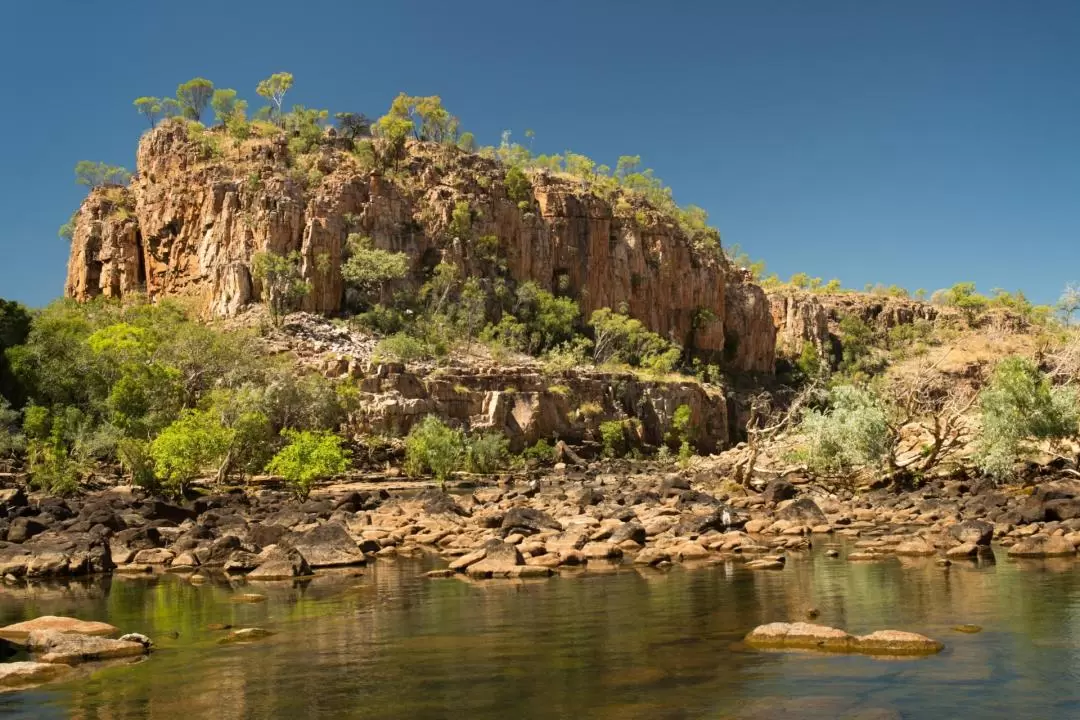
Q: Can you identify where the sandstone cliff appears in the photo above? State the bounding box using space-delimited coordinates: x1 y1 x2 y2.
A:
65 121 775 374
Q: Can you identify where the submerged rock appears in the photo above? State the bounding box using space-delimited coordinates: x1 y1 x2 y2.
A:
0 661 72 690
0 616 118 643
1007 535 1076 558
28 630 147 664
744 622 942 656
219 628 276 644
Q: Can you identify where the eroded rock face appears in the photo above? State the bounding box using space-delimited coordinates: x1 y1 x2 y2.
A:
65 121 775 374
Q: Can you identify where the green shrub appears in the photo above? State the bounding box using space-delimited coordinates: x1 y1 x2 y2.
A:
404 416 465 486
599 419 629 458
798 385 890 474
465 432 510 474
975 357 1079 479
505 166 532 204
373 333 431 363
341 235 409 310
590 308 680 370
265 430 349 500
522 439 555 464
150 409 233 494
117 437 155 488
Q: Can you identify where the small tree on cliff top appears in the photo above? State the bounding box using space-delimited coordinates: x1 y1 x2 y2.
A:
256 72 293 123
74 161 131 188
176 78 214 122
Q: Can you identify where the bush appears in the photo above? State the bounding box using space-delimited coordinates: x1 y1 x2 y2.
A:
599 419 629 458
505 166 532 204
341 235 409 310
522 439 554 464
465 432 510 474
975 357 1079 479
798 385 891 474
265 430 349 500
372 333 431 363
404 416 465 486
590 308 681 370
150 409 233 494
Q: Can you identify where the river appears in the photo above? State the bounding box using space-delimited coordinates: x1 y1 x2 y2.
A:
2 544 1080 718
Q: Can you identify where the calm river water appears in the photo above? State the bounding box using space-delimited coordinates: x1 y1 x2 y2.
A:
2 545 1080 719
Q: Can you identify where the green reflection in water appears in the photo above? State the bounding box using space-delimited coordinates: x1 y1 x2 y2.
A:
1 545 1080 719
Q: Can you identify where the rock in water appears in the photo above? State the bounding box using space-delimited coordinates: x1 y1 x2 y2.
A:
28 630 147 664
247 546 311 580
218 628 276 644
0 616 118 643
776 498 827 526
281 522 365 567
0 661 72 689
1007 535 1076 558
948 519 993 546
744 622 943 656
464 540 524 578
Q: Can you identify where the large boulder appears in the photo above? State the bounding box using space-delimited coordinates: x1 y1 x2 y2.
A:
500 507 562 537
0 616 118 643
7 517 48 543
762 479 797 506
1007 535 1076 558
416 489 469 517
776 498 827 526
465 540 523 578
247 546 312 580
27 629 148 664
948 519 993 546
282 522 365 567
0 536 113 578
0 661 72 689
609 521 647 545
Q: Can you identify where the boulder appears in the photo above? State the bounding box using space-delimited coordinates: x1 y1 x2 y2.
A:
745 557 785 570
948 519 993 546
448 548 487 572
416 489 469 517
500 507 562 536
132 548 174 565
945 542 978 559
776 498 828 526
0 488 28 511
0 615 118 643
0 661 72 689
608 521 646 545
744 622 853 651
854 630 944 655
762 479 797 505
246 523 287 549
7 517 48 544
632 548 671 566
282 522 365 567
247 547 311 580
28 630 147 664
894 537 936 556
465 540 523 578
1007 535 1077 558
119 633 153 649
581 542 622 560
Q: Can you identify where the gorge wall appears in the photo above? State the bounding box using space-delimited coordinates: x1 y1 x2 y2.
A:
65 121 775 375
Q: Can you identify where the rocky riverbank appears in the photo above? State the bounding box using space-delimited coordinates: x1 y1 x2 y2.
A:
3 465 1080 584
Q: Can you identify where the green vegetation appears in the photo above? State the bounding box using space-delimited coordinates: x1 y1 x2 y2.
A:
256 72 294 123
266 430 349 500
251 251 310 325
404 416 465 486
974 357 1079 479
74 161 131 188
176 78 214 122
799 385 891 475
589 308 680 372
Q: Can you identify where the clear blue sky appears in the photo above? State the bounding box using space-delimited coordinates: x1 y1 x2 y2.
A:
4 1 1080 307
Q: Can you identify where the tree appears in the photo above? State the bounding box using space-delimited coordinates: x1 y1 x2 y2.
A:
58 211 78 242
176 77 214 122
940 282 987 324
256 72 294 123
914 288 928 301
160 98 182 119
383 93 459 143
334 112 372 140
975 356 1079 479
265 429 348 500
789 273 811 289
504 165 532 204
800 385 891 475
1057 283 1080 325
210 88 241 125
74 161 131 188
590 307 679 371
458 277 486 350
340 235 409 309
251 251 311 325
150 408 234 494
133 96 162 127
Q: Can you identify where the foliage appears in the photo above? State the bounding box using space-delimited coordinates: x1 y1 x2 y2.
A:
974 357 1079 479
599 419 630 458
935 282 988 323
176 77 214 122
74 161 131 188
384 93 459 143
668 404 694 458
340 235 409 310
265 429 349 500
211 88 247 132
1057 283 1080 325
404 416 465 485
521 439 554 464
251 251 311 325
334 112 372 139
150 409 233 493
837 314 879 378
0 398 24 462
372 333 432 363
464 432 510 474
504 165 532 204
799 385 891 475
133 97 163 127
590 308 681 371
58 211 78 242
256 72 294 122
796 341 825 380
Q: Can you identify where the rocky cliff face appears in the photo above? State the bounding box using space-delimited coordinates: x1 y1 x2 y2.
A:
769 290 947 363
65 121 775 375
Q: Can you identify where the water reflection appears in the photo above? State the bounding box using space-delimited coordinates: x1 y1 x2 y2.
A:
2 546 1080 718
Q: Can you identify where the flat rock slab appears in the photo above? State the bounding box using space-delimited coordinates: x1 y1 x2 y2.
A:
745 622 942 656
283 523 366 568
28 630 147 664
0 661 73 690
0 616 118 643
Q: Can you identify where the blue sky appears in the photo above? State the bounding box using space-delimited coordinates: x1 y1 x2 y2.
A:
3 1 1080 307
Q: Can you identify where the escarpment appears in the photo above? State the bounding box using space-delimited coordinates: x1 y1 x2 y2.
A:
65 121 775 374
